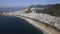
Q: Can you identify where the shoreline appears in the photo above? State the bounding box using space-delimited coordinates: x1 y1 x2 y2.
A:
16 16 60 34
16 16 47 34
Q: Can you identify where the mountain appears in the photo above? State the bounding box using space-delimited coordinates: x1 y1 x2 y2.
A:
43 4 60 16
29 4 60 17
29 4 52 9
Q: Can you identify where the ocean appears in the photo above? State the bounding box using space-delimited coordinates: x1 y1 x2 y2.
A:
0 16 44 34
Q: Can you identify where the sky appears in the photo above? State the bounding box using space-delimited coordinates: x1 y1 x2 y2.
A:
0 0 60 7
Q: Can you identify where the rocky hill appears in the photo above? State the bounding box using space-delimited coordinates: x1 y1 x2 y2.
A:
43 4 60 17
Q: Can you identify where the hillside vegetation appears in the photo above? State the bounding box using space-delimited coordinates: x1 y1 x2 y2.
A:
26 4 60 17
43 4 60 17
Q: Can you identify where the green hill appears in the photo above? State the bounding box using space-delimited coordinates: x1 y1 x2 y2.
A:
43 4 60 17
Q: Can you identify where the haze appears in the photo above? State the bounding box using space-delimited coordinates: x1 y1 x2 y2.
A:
0 0 60 7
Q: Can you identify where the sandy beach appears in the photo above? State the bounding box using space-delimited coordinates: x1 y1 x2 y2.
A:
17 16 60 34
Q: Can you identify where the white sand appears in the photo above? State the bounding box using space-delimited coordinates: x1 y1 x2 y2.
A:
17 16 60 34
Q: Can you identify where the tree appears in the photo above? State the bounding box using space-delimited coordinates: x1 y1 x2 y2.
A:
44 4 60 16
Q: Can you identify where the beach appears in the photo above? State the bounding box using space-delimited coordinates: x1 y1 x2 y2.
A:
17 16 60 34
